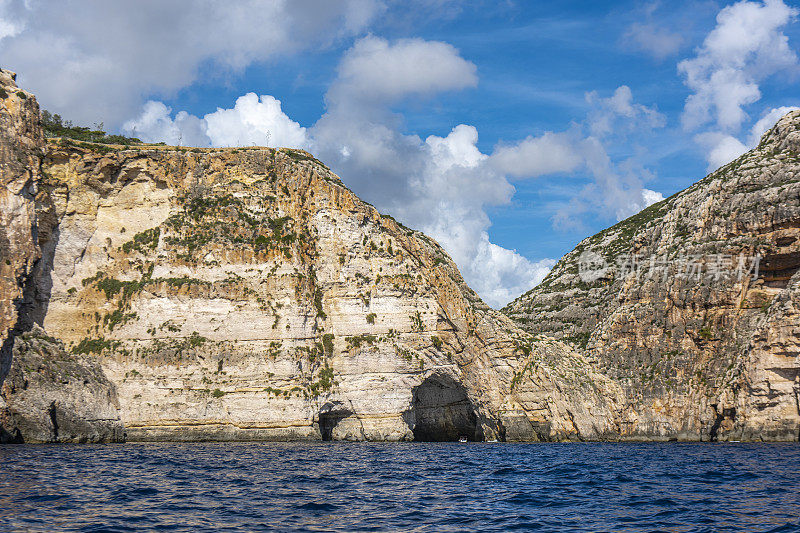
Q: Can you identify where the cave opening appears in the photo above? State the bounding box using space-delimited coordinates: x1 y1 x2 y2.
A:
318 407 352 441
409 375 482 442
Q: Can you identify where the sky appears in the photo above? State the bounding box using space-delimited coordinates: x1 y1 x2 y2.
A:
2 0 799 308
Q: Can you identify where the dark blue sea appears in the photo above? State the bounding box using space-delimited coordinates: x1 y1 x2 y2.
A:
1 442 799 532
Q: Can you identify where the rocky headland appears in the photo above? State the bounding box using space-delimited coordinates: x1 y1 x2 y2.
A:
1 68 798 442
504 110 800 441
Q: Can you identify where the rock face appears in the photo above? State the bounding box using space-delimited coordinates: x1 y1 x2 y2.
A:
3 72 798 442
0 325 123 443
0 68 123 443
0 69 42 362
504 111 800 441
31 134 620 442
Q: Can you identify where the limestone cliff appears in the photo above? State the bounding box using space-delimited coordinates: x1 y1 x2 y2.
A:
30 130 621 442
5 71 798 443
0 68 122 442
0 69 41 360
7 71 614 443
504 111 800 441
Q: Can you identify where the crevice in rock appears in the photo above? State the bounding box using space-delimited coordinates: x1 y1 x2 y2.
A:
709 404 736 442
760 251 800 289
794 385 800 442
48 401 59 440
407 374 482 442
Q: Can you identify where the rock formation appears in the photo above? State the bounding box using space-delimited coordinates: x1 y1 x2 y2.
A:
0 68 123 442
504 111 800 441
1 325 123 443
1 68 41 363
31 124 621 442
2 69 798 442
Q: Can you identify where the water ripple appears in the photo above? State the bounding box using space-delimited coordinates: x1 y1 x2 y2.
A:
0 442 798 531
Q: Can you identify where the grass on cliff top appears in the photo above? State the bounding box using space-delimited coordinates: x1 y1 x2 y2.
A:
42 110 143 146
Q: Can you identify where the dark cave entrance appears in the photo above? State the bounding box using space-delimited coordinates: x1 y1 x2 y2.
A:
318 406 352 441
409 375 482 442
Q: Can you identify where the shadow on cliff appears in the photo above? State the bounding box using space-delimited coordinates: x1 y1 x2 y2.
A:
16 198 60 334
1 202 60 393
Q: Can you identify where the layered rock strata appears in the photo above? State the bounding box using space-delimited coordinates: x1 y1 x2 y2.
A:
32 134 619 441
504 112 800 441
3 70 799 442
0 68 122 442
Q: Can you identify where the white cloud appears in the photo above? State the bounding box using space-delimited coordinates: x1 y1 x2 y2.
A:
122 101 208 147
328 35 478 105
468 237 555 308
205 94 308 149
490 131 583 178
678 0 799 170
679 0 798 132
0 0 385 126
123 94 308 150
0 0 23 41
586 85 666 138
695 132 749 170
623 22 684 60
693 105 800 171
748 105 800 144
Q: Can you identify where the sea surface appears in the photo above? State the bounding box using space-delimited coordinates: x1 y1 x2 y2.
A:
0 442 798 532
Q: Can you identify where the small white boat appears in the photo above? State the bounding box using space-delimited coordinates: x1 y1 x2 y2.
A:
458 436 468 443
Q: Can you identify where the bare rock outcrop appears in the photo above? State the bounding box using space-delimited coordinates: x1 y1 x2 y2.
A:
504 111 800 441
32 136 617 442
0 325 124 442
0 68 42 358
0 68 123 442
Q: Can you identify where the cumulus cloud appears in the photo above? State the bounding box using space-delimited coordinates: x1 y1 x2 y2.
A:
204 94 308 148
692 105 800 171
679 0 797 132
328 35 477 105
123 94 308 149
622 2 686 61
489 86 666 228
678 0 799 170
586 85 666 138
0 0 385 125
490 131 583 179
122 102 209 147
694 132 749 170
0 0 23 41
468 237 555 308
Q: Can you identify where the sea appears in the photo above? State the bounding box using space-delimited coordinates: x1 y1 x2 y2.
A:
0 442 798 532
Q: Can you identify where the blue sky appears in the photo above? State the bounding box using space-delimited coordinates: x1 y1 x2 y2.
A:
2 0 799 306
